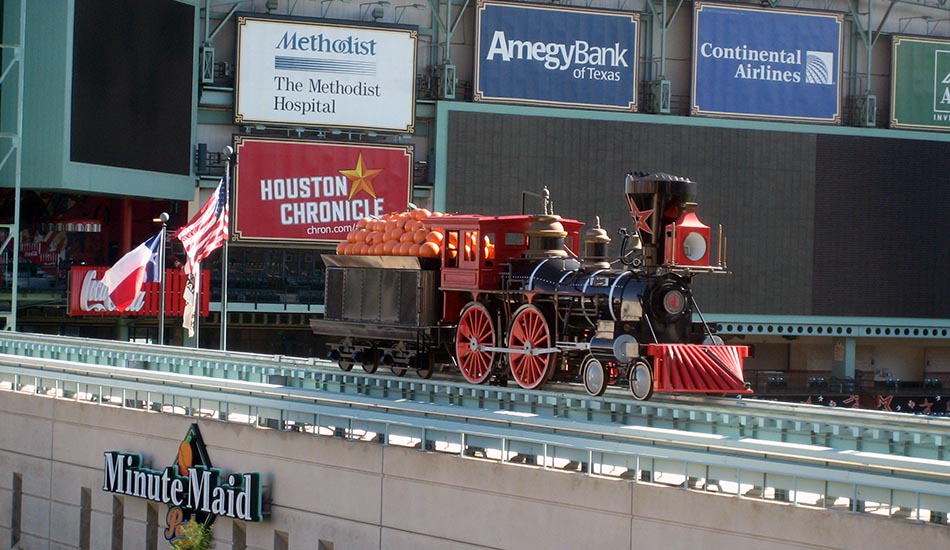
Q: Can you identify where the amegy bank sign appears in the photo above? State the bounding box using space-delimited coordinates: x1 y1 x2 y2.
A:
235 14 416 132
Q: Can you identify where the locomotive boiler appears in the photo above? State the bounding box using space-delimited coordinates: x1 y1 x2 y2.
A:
309 172 752 400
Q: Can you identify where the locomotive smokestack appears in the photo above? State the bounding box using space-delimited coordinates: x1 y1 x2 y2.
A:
624 172 697 267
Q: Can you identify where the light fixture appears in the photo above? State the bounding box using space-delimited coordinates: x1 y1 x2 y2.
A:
266 0 279 11
395 3 426 23
359 0 391 21
320 0 353 17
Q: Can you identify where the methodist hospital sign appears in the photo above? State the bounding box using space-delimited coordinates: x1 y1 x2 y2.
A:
235 14 416 132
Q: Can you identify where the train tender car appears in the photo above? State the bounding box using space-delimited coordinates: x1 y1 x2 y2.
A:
310 172 752 400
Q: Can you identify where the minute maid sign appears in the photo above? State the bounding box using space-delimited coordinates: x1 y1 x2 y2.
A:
475 0 639 111
692 3 843 122
102 424 265 539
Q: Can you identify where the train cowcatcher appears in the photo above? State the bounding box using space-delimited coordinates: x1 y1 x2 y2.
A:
309 172 752 401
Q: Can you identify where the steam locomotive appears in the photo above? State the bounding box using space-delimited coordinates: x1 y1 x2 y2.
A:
310 172 752 400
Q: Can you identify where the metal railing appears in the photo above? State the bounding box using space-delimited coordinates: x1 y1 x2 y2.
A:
1 351 948 526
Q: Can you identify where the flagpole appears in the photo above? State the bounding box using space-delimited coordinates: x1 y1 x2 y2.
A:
194 263 201 348
220 146 233 351
158 212 169 345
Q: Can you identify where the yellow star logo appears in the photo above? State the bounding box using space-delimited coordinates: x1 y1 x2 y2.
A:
340 154 383 200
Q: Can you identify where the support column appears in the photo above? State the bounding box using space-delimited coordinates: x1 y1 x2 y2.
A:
832 337 856 379
116 316 129 343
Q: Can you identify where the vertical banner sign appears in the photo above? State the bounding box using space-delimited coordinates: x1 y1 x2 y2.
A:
234 14 416 132
232 137 412 244
692 3 843 122
891 36 950 131
474 0 638 111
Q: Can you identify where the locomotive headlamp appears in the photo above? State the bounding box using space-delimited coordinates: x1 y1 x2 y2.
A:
663 202 711 267
682 232 708 262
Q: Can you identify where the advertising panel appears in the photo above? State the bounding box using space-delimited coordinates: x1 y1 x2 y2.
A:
235 14 416 132
102 424 266 540
232 137 412 244
68 267 209 317
692 3 842 122
474 1 638 111
891 36 950 131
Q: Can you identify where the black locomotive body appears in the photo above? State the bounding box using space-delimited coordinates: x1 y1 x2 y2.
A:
310 173 751 400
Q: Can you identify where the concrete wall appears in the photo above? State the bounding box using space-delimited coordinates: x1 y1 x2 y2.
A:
1 391 946 549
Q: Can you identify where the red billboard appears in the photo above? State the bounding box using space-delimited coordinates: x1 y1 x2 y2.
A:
68 267 209 317
232 137 413 243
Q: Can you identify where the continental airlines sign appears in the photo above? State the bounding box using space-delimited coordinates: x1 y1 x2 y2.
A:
232 137 412 243
692 3 843 122
234 14 416 132
891 36 950 131
475 1 638 111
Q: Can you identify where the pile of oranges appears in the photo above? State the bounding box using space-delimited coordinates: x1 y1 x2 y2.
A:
336 208 445 258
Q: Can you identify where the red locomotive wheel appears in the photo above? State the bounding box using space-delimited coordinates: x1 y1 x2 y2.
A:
455 302 496 384
507 304 555 390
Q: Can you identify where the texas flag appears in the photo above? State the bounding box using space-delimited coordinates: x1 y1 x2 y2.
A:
100 231 162 312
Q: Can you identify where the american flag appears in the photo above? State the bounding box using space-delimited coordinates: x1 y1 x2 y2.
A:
177 178 229 272
176 178 228 337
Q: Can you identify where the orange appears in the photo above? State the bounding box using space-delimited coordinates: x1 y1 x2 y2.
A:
419 241 440 258
177 442 192 474
424 231 444 245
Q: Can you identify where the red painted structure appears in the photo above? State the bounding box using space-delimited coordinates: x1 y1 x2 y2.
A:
68 266 209 317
